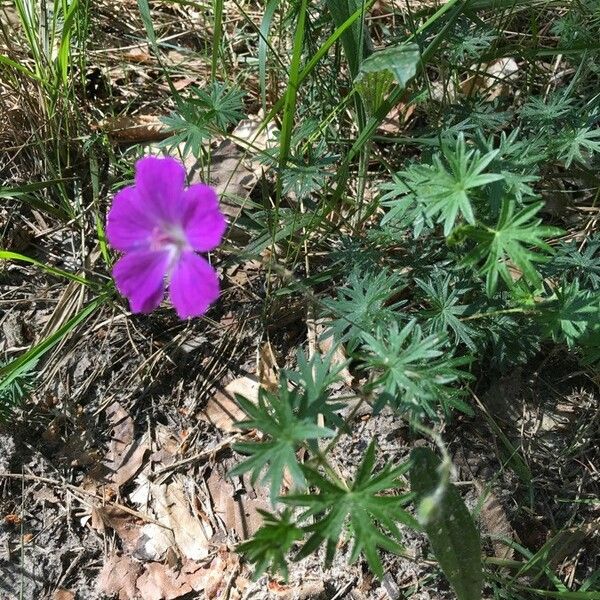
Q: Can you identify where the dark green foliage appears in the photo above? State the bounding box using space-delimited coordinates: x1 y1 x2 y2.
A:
456 200 562 296
322 268 405 351
283 442 418 578
477 314 541 370
237 509 303 581
556 125 600 167
230 379 334 500
284 349 348 429
410 448 482 600
0 361 35 422
382 134 504 237
161 82 245 156
415 273 477 351
224 0 600 590
539 279 600 347
547 236 600 290
360 320 472 417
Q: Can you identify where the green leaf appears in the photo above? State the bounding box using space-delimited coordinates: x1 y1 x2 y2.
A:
323 0 374 80
460 200 562 296
230 381 334 501
415 273 478 351
383 134 504 237
323 268 405 352
237 509 303 581
410 447 482 600
160 82 245 156
358 43 420 89
538 279 600 347
557 126 600 167
0 250 96 288
283 442 417 578
0 295 108 393
361 320 472 418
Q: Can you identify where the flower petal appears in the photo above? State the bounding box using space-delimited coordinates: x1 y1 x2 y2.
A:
134 156 187 223
106 186 157 252
113 250 169 314
182 184 227 252
169 251 220 319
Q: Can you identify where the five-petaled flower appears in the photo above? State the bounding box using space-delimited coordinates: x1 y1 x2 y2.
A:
106 156 226 318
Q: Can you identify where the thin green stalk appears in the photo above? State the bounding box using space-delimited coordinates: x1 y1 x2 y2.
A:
211 0 224 82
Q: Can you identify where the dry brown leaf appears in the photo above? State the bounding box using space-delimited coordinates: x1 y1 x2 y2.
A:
315 319 353 387
460 57 519 100
190 139 258 226
122 46 152 64
98 115 168 143
182 552 238 597
130 476 212 561
103 403 149 488
476 482 516 560
52 589 75 600
106 402 134 459
135 562 192 600
206 466 270 540
91 505 143 552
199 376 260 433
258 340 279 392
113 440 149 488
232 117 278 153
199 390 247 433
97 553 142 600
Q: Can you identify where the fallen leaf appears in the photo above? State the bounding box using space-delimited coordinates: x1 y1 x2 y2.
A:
97 115 168 143
102 403 149 488
52 590 75 600
258 340 279 392
232 116 278 153
206 465 270 540
135 562 192 600
130 475 212 561
461 57 519 100
113 440 149 488
186 139 258 240
315 319 353 387
97 553 142 600
91 505 143 552
199 376 260 433
122 45 152 64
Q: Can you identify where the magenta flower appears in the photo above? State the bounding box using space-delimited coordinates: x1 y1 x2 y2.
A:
106 156 226 318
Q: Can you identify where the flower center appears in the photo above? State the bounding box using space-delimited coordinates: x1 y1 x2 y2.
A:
150 224 189 255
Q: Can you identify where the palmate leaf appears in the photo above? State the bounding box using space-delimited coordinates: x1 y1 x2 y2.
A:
357 42 420 89
230 381 334 500
459 200 562 296
557 126 600 167
360 320 472 418
538 279 600 347
322 268 405 351
547 236 600 290
415 273 477 351
160 82 245 157
282 442 418 578
237 509 303 581
284 349 348 430
429 135 504 236
383 134 504 237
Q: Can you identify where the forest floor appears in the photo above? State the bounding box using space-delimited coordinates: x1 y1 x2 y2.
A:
0 1 598 599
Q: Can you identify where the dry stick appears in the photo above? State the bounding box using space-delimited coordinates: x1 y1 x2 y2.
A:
0 472 168 528
151 434 240 479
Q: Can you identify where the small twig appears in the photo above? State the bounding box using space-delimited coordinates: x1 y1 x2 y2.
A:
151 435 239 479
0 472 167 528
